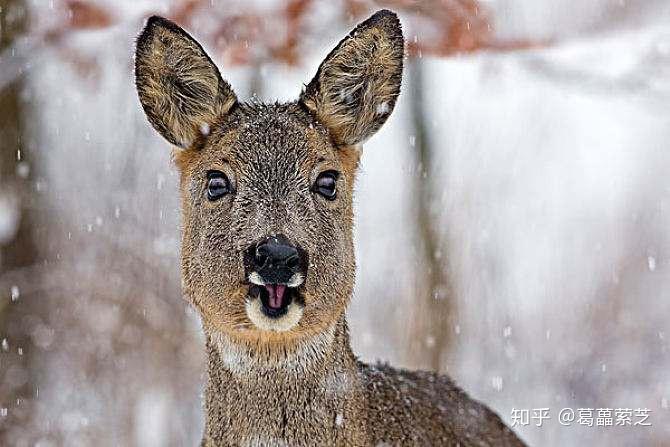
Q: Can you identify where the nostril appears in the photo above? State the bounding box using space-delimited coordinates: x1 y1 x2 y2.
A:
285 253 300 269
254 248 269 268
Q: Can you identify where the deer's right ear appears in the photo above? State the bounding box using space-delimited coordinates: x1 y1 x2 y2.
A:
134 16 237 148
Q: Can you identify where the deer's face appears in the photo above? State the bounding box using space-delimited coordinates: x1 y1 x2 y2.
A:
173 105 360 337
135 12 403 342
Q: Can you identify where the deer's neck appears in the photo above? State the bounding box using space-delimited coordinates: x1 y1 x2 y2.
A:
202 316 367 446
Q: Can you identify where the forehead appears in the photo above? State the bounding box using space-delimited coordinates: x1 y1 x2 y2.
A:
202 102 335 169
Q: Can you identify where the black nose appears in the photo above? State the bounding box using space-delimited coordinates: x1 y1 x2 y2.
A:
246 235 306 284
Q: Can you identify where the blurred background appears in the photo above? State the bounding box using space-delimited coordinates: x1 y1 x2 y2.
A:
1 0 669 445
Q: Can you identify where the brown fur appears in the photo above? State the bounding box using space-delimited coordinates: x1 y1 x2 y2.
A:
135 11 525 447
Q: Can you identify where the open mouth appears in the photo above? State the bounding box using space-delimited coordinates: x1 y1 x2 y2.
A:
249 284 300 318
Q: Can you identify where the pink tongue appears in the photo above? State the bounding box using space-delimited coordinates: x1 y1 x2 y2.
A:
265 284 287 309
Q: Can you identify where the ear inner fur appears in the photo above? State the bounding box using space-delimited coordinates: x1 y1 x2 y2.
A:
300 9 404 146
134 16 237 148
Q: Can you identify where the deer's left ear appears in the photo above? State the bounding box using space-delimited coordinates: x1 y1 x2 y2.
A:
135 16 237 148
300 10 404 146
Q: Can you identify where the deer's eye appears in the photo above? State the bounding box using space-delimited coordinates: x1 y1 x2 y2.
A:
206 171 230 201
312 170 339 200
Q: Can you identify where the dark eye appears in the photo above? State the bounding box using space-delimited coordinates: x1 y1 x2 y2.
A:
206 171 230 201
312 170 339 200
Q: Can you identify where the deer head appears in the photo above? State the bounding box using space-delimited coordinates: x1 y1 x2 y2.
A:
134 11 404 345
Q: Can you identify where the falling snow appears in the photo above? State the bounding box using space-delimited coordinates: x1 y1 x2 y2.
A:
647 256 656 271
0 2 668 447
10 285 19 302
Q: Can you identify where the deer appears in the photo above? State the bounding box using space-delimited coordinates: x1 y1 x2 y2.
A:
134 9 525 447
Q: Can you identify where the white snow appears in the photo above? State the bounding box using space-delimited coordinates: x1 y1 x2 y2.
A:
10 285 19 302
648 256 657 271
335 413 344 427
4 1 669 446
376 101 390 115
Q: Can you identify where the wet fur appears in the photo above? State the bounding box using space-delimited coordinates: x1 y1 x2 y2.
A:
135 10 525 447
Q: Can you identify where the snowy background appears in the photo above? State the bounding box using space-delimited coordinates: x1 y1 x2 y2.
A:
1 0 669 446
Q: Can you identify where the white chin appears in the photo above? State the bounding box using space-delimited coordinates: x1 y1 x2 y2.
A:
245 298 303 332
